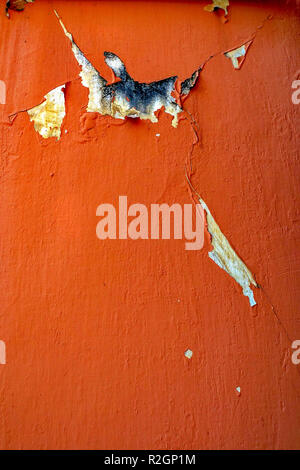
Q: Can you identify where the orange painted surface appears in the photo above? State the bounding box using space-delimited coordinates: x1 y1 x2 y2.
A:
0 0 300 450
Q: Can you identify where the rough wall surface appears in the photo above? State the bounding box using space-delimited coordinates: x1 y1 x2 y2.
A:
0 0 299 450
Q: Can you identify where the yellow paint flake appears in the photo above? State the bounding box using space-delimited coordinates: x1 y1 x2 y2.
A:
204 0 229 16
27 85 66 139
200 198 257 306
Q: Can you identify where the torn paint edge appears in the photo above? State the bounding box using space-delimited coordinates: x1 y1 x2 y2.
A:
224 40 253 70
199 198 257 307
204 0 229 16
6 0 34 18
27 84 66 139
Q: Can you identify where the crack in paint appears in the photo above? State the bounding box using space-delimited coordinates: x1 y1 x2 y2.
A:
8 9 273 309
224 41 253 70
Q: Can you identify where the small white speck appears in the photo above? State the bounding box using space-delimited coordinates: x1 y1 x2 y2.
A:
236 386 241 394
184 349 193 359
156 133 160 137
65 129 68 133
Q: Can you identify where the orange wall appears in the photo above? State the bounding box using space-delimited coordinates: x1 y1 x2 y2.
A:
0 0 299 449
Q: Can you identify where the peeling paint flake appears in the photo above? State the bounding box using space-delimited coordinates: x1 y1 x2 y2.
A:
225 41 252 70
55 10 183 128
184 349 193 359
180 68 201 96
6 0 34 17
204 0 229 16
199 199 257 306
27 85 66 139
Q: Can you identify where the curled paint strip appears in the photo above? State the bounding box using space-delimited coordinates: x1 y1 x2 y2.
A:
199 198 257 307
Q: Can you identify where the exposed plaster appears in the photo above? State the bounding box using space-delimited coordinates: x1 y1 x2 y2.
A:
54 10 200 128
225 41 253 70
204 0 229 16
27 85 66 139
199 198 257 307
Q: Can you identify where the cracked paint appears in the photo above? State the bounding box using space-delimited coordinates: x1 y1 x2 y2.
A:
27 85 66 139
225 41 253 70
54 10 200 128
199 198 257 307
204 0 229 16
1 0 299 452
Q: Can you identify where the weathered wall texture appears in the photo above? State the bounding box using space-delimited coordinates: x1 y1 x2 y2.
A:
0 0 299 450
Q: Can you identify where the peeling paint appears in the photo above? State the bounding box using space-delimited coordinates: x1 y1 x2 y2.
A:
27 85 66 139
180 68 201 96
225 41 252 70
5 0 34 17
55 10 200 128
184 349 193 359
204 0 229 16
199 199 257 307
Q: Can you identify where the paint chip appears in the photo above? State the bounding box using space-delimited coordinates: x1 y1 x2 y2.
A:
27 85 66 139
225 41 252 70
204 0 229 16
184 349 193 359
235 386 241 396
199 198 257 307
